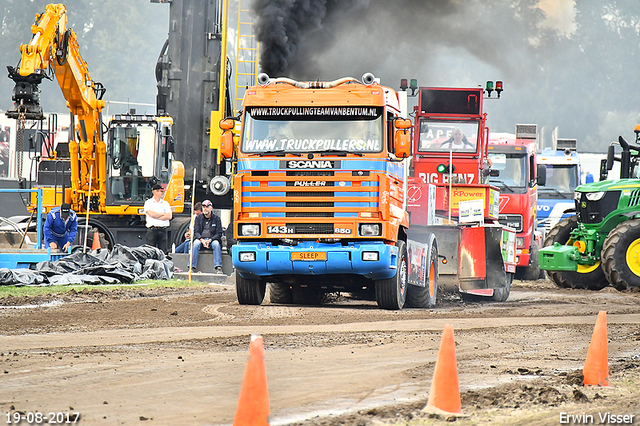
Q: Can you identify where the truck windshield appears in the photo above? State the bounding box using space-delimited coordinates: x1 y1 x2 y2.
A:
417 120 479 152
488 153 528 191
541 165 578 193
241 106 383 154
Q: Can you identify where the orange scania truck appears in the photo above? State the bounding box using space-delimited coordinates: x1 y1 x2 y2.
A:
219 73 439 310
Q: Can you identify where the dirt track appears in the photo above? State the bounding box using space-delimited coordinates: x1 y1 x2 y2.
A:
1 279 639 425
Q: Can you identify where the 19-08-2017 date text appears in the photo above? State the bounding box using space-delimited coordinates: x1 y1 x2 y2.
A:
5 412 80 424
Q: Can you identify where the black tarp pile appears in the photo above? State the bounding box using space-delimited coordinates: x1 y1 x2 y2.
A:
0 244 174 286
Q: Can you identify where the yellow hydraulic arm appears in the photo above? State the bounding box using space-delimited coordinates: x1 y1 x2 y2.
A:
7 3 107 212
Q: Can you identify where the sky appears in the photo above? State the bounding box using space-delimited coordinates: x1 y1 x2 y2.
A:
249 0 640 153
2 0 639 154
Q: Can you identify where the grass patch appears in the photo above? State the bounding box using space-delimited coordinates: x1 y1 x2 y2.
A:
0 278 208 298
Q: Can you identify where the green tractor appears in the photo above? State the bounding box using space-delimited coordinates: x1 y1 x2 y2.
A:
539 125 640 291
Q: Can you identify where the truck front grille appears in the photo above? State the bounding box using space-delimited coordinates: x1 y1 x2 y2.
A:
286 171 334 177
239 169 382 234
498 214 523 232
288 223 335 234
286 202 334 208
287 212 333 218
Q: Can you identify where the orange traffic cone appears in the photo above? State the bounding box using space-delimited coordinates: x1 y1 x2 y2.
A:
92 230 101 251
233 334 270 426
424 324 462 415
583 311 609 386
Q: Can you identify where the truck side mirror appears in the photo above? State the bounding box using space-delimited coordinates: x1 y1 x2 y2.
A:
606 145 615 170
219 118 236 159
599 158 608 181
219 118 235 130
393 118 411 159
220 132 234 159
536 164 546 186
166 135 175 153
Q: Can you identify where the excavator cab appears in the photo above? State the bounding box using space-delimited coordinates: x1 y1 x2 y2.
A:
106 114 177 206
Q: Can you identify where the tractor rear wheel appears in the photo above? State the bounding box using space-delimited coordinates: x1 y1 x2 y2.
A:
375 240 408 310
602 219 640 290
542 216 608 290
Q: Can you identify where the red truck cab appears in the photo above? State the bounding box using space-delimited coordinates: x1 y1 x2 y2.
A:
487 124 545 280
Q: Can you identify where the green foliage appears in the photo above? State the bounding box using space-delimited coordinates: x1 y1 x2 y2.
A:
0 0 169 114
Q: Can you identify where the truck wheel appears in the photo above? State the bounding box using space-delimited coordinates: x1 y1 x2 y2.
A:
269 283 293 304
406 243 438 308
517 243 541 281
291 287 324 305
542 216 607 290
491 272 512 302
375 240 408 310
602 219 640 290
236 271 266 305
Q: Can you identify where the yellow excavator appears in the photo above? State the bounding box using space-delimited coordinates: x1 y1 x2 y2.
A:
6 4 185 249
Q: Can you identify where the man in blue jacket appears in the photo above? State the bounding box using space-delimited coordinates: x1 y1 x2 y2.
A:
44 203 78 252
191 199 223 274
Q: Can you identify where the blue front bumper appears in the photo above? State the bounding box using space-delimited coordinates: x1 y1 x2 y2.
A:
232 241 398 280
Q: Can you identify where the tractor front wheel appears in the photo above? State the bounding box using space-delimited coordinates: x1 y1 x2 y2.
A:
542 216 608 290
602 219 640 290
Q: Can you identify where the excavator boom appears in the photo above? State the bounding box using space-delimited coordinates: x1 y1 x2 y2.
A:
6 3 107 212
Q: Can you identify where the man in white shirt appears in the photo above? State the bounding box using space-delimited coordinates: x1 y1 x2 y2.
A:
144 184 172 252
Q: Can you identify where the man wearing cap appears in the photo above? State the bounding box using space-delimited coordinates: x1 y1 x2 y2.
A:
43 203 78 252
191 199 223 274
144 184 172 252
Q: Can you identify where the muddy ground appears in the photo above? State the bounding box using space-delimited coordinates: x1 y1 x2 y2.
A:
1 278 639 425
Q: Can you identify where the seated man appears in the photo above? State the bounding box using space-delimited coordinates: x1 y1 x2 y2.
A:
190 199 223 274
174 202 202 254
440 128 474 150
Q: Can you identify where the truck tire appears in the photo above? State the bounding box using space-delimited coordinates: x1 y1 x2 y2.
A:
375 240 408 310
543 215 608 290
491 272 512 302
269 283 293 304
291 287 324 305
602 219 640 290
406 243 438 308
236 271 266 305
517 243 541 281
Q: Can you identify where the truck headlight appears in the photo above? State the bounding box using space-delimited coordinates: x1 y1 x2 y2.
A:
362 251 379 261
585 191 605 201
240 224 260 236
239 252 256 262
359 223 381 236
516 237 525 248
574 192 581 201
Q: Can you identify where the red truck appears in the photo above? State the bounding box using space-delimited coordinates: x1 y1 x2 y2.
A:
407 84 517 301
487 125 546 280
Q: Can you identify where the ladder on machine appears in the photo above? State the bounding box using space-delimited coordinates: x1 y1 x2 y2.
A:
234 0 260 116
